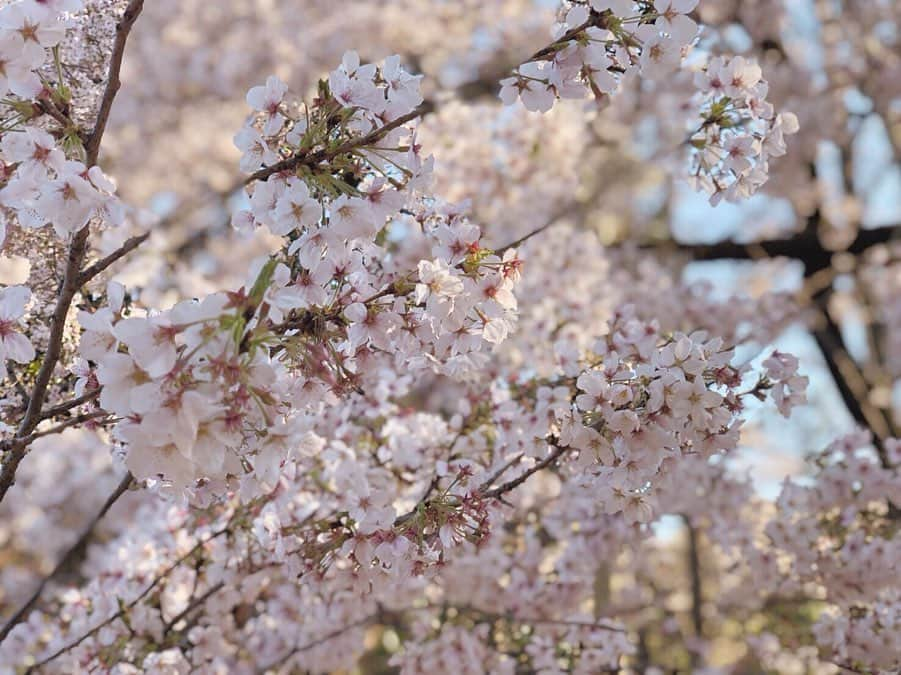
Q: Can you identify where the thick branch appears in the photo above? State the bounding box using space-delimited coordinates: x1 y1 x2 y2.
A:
655 220 897 274
811 296 892 441
683 515 704 639
1 227 90 502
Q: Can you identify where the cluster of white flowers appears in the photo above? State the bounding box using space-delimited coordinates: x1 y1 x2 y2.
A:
2 1 899 673
500 0 700 113
767 432 901 671
540 311 780 525
762 349 808 417
499 1 797 205
0 0 75 100
67 55 522 497
0 127 123 239
689 55 800 204
0 0 123 248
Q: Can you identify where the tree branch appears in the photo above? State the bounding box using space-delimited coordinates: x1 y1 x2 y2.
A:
84 0 145 166
162 581 225 635
480 442 569 500
245 103 431 185
0 473 133 642
683 515 704 641
25 524 227 673
36 388 100 422
0 0 144 506
645 218 897 275
0 226 90 503
258 602 623 673
78 232 150 284
811 299 892 442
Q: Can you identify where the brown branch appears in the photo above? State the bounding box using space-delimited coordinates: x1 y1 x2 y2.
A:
78 232 150 284
36 388 100 422
0 0 144 506
391 444 565 529
162 581 225 635
246 103 431 185
683 515 704 642
525 11 611 63
259 602 623 673
0 473 133 642
476 452 525 493
494 222 556 256
811 296 892 442
493 201 583 257
2 388 99 427
480 442 569 500
1 226 90 503
35 100 74 131
15 409 112 447
649 220 897 274
258 614 376 673
84 0 145 166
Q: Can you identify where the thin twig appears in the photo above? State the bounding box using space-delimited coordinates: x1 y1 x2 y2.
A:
0 473 133 642
36 389 100 422
16 409 112 447
25 525 228 673
480 442 569 499
257 602 623 673
493 202 582 257
78 232 150 283
258 614 376 673
84 0 145 166
246 103 431 185
162 581 225 634
475 452 525 493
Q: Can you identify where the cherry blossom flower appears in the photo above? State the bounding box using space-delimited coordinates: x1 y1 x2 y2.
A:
245 74 288 135
233 125 279 173
0 284 34 380
654 0 699 43
2 11 897 675
0 35 42 98
271 178 322 235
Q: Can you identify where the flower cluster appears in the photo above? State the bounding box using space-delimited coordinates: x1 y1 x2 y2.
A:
688 55 800 204
554 313 761 524
761 349 808 417
765 432 901 672
0 0 75 100
499 1 797 204
0 127 123 239
2 1 899 673
70 55 521 497
499 1 700 113
0 0 123 249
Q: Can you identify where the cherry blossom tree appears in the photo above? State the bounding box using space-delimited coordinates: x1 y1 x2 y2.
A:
0 0 898 673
